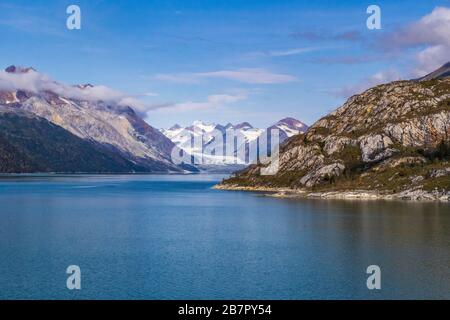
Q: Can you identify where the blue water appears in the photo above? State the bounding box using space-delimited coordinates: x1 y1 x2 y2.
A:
0 174 449 299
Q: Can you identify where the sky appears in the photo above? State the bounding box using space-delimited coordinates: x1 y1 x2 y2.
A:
0 0 449 128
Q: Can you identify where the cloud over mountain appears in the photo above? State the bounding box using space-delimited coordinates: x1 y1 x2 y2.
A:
150 93 248 113
0 66 155 116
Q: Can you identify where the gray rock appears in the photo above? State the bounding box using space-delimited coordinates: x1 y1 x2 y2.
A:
384 111 450 147
300 163 345 187
381 156 427 169
359 134 398 162
428 168 450 178
410 175 425 183
394 188 449 201
323 135 356 155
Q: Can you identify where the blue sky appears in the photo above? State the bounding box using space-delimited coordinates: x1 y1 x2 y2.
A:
0 0 448 128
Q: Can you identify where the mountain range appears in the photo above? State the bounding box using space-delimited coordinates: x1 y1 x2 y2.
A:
160 118 308 170
218 62 450 200
0 65 307 173
0 65 191 173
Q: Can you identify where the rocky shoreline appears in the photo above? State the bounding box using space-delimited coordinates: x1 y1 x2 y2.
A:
218 72 450 203
213 184 450 201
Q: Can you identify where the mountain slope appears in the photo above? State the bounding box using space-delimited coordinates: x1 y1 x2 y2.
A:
267 117 309 142
0 65 185 172
418 62 450 81
0 108 150 173
219 64 450 199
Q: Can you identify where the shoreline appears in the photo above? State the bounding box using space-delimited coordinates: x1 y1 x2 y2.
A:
213 184 450 202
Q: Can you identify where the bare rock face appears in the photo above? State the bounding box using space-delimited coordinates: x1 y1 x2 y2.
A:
410 175 425 184
381 156 427 168
323 136 356 155
359 134 397 162
384 111 450 147
222 63 450 192
278 144 324 172
428 168 450 178
299 163 345 187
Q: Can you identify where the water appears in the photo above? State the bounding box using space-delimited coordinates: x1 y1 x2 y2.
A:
0 174 449 299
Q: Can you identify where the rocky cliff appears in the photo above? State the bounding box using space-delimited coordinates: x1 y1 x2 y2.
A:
219 63 450 198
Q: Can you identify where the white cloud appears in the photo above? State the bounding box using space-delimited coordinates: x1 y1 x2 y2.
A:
332 6 450 99
245 47 319 58
153 73 201 84
385 6 450 76
198 68 297 84
142 92 159 97
149 93 248 113
387 7 450 48
268 47 317 57
414 44 448 77
0 67 156 116
154 68 298 84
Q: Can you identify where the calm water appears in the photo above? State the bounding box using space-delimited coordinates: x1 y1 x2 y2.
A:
0 174 449 299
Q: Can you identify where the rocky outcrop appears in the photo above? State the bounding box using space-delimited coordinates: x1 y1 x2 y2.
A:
323 136 355 155
359 134 397 162
428 168 450 178
380 156 427 169
220 62 450 196
299 163 345 187
383 111 450 147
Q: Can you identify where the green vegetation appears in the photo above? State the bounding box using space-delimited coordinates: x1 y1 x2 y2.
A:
420 78 450 95
224 140 450 193
431 140 450 160
333 145 365 175
310 127 331 136
224 169 308 189
221 78 450 194
311 159 449 193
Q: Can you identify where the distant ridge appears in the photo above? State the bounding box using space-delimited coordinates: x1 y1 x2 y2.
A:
160 118 308 171
418 62 450 81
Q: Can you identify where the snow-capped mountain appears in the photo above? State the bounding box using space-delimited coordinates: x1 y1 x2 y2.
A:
266 118 309 137
160 118 308 167
270 117 309 140
0 65 188 173
161 121 263 165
